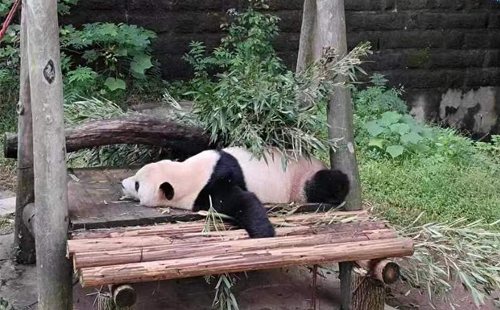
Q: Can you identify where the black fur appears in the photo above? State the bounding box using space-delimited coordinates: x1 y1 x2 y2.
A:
193 151 275 238
305 169 350 205
160 182 174 200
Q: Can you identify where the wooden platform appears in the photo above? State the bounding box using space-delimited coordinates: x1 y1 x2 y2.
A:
67 167 414 289
68 211 414 287
68 167 201 229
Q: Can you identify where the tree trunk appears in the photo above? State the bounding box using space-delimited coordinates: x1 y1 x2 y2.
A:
26 0 72 308
296 1 371 309
4 116 213 159
13 2 36 264
350 268 386 310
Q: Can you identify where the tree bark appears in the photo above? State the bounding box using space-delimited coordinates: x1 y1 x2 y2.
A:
26 0 72 308
296 1 368 309
13 2 36 264
350 268 386 310
4 116 213 159
78 238 413 287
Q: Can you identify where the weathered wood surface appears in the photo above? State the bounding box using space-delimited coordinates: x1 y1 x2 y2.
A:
68 211 413 288
67 167 341 229
356 259 400 285
27 0 72 308
71 226 397 269
4 116 212 159
13 1 36 264
78 237 413 287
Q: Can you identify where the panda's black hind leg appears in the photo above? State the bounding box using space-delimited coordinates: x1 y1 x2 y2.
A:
217 186 275 238
305 169 350 206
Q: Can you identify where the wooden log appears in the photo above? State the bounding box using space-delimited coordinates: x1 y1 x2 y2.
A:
109 284 136 308
79 238 414 287
355 260 400 285
13 1 36 264
72 228 397 269
69 210 369 240
26 0 72 308
68 223 391 256
4 116 213 159
350 267 385 310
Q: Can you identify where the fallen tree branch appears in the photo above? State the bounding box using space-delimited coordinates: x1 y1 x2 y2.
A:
4 116 214 159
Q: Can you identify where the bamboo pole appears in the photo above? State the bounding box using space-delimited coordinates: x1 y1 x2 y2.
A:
26 0 72 308
79 238 414 287
13 1 36 264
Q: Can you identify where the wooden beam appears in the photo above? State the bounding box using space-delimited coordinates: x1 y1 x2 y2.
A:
26 0 72 308
79 238 414 287
71 227 396 269
13 1 36 264
4 116 213 159
355 260 400 285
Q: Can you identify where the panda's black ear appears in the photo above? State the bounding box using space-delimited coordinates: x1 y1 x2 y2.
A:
159 182 174 200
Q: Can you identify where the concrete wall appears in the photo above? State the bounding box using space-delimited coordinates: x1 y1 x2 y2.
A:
61 0 500 136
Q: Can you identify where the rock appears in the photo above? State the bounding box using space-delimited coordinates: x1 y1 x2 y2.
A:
0 197 15 217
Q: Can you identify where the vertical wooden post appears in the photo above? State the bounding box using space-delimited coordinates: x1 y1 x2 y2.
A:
14 1 36 264
297 1 377 310
26 0 72 309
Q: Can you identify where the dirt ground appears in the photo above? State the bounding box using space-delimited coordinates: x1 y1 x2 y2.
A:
1 187 499 310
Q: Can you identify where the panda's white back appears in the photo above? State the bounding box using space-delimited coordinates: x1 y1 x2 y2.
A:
223 147 325 203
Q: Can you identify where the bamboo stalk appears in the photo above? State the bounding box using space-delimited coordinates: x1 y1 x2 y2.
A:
80 238 414 287
73 229 397 269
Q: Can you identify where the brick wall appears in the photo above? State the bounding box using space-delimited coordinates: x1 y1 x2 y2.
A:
61 0 500 136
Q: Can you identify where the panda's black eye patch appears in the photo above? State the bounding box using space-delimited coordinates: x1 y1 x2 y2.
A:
135 181 140 192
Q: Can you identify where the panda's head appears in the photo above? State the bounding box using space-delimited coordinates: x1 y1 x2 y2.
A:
121 160 177 207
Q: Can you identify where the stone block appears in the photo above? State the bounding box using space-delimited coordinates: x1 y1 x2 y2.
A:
347 12 405 32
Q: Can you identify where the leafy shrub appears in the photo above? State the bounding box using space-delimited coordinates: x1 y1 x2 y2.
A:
353 73 407 120
364 111 434 158
61 23 158 100
0 0 162 105
182 3 370 163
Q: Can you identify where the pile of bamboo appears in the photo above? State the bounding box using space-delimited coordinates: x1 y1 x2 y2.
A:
68 210 414 287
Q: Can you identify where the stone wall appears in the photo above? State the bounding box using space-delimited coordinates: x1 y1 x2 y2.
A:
61 0 500 136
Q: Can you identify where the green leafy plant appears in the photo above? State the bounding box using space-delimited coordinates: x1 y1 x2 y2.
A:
182 3 370 164
60 22 158 98
364 111 434 158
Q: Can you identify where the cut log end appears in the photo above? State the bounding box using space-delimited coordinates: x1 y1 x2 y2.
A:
110 284 137 308
355 259 400 285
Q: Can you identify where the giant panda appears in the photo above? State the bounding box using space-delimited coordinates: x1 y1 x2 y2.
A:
121 147 350 238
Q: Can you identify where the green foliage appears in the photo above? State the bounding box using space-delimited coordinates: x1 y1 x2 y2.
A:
0 0 162 106
60 22 158 99
0 298 15 310
364 111 433 158
182 3 370 163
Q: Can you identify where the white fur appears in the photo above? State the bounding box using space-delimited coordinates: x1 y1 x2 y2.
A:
122 150 220 209
223 147 325 203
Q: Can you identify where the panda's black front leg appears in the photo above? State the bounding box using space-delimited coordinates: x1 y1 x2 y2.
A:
216 186 275 238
